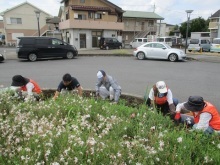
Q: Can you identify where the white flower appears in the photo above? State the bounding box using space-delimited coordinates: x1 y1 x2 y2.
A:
159 140 164 148
156 157 160 161
217 143 220 149
177 137 183 143
150 126 156 131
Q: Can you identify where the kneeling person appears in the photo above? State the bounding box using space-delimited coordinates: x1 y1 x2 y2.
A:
95 70 121 104
53 73 82 99
11 75 42 101
147 81 178 115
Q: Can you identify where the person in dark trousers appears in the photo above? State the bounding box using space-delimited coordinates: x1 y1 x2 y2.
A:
53 73 82 99
175 96 220 134
11 75 42 101
146 81 178 116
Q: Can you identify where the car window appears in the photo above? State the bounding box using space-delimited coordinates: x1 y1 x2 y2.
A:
153 43 164 48
52 39 63 45
112 38 118 42
138 39 142 42
213 39 220 44
143 39 147 42
20 38 35 45
190 39 199 44
144 43 153 47
165 38 172 42
157 38 164 42
201 40 206 44
36 39 49 45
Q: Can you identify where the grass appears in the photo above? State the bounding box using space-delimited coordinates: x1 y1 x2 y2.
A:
0 91 220 164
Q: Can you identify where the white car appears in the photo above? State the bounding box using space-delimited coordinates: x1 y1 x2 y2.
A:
130 38 148 48
133 42 186 62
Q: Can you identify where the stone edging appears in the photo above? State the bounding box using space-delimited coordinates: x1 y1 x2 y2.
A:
42 88 145 107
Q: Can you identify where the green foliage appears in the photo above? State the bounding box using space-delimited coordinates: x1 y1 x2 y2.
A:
180 17 209 38
0 92 220 164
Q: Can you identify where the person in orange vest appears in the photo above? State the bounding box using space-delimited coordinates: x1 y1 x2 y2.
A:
11 75 42 101
146 81 178 116
175 96 220 134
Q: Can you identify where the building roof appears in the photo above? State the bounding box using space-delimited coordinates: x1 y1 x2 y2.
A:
46 17 61 24
60 0 123 13
123 10 164 20
70 5 111 12
210 9 220 18
0 2 52 17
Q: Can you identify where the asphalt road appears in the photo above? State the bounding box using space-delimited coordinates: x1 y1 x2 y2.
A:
0 55 220 110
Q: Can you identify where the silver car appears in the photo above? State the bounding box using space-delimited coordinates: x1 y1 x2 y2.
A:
133 42 186 62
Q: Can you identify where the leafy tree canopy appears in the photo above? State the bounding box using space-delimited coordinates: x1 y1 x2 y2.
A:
179 17 209 38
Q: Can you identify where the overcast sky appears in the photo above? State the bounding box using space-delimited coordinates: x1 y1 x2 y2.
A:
0 0 219 25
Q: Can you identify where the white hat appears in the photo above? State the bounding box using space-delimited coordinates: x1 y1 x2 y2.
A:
156 81 167 93
97 71 103 81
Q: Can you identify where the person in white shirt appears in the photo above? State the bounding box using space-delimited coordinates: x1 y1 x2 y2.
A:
175 96 220 134
11 75 42 101
146 81 178 116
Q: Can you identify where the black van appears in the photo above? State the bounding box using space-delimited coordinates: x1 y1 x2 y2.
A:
16 37 78 61
99 37 122 50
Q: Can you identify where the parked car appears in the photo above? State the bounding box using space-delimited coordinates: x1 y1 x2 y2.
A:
188 39 211 52
129 38 148 48
0 53 4 62
16 37 78 62
133 42 186 62
99 37 122 50
210 38 220 53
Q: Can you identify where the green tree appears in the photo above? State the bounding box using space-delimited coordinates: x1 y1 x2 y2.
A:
179 17 209 38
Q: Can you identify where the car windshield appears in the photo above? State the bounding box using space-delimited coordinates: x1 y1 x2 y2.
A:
190 39 199 44
213 39 220 44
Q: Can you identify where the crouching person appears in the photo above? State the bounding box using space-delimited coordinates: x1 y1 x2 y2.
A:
175 96 220 134
95 70 121 104
11 75 42 101
53 73 83 100
146 81 178 117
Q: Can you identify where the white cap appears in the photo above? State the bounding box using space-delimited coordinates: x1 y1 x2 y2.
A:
156 81 167 93
97 71 103 80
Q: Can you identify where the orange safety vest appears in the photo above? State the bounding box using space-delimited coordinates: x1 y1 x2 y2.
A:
193 102 220 130
21 79 42 94
154 88 168 105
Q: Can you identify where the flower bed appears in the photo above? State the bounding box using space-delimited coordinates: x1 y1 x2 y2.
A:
0 90 220 164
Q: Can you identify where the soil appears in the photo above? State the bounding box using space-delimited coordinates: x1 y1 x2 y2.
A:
42 89 145 107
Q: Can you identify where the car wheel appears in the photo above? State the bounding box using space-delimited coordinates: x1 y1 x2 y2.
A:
106 46 109 50
66 51 74 59
188 50 192 52
137 52 145 60
119 45 122 49
168 53 178 62
28 53 37 62
130 45 132 49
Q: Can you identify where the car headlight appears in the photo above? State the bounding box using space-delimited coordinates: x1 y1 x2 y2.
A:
0 53 3 57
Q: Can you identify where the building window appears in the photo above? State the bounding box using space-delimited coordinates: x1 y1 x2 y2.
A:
88 12 93 19
74 13 86 20
78 14 86 20
80 0 85 3
95 13 102 19
148 20 154 27
10 18 22 24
